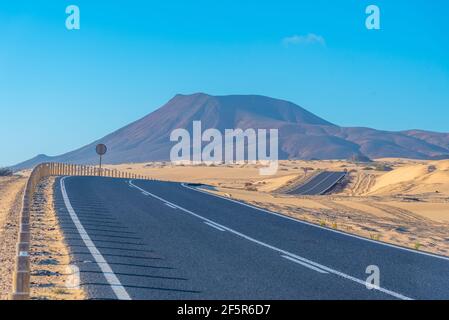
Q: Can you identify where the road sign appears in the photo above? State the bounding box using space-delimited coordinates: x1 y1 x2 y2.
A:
96 144 107 176
96 144 107 156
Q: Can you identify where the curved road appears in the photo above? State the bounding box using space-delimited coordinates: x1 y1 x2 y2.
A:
53 176 449 300
287 171 346 195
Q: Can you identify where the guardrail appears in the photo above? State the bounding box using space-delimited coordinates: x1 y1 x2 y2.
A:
10 162 151 300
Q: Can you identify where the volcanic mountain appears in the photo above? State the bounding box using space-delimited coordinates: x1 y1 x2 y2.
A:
13 93 449 170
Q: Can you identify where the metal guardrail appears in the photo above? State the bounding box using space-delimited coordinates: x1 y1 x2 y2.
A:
10 162 151 300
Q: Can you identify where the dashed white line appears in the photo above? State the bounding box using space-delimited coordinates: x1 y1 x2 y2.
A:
282 255 329 274
129 180 412 300
61 177 131 300
182 182 449 263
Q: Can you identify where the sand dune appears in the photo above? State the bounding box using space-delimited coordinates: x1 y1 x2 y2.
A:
107 159 449 256
368 160 449 195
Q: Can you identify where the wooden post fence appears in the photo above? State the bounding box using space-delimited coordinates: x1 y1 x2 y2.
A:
10 162 151 299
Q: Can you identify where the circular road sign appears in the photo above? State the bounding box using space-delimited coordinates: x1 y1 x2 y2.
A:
96 144 107 156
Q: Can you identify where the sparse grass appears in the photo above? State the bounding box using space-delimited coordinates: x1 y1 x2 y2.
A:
53 288 68 295
374 163 393 172
332 222 338 229
0 167 13 176
414 242 422 250
319 220 327 227
370 234 381 241
245 186 258 191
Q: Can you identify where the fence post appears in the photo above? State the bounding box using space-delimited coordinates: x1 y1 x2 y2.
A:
10 166 35 299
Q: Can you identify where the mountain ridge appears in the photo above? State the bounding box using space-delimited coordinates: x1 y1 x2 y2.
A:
12 93 449 170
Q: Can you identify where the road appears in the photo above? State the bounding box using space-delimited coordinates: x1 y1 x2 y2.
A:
54 176 449 300
287 171 346 195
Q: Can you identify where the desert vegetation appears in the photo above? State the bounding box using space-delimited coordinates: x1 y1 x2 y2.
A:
0 168 13 177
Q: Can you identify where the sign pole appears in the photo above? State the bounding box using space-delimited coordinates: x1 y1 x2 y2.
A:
99 155 102 176
95 144 107 177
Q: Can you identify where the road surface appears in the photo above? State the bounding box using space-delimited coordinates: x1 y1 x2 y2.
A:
287 171 346 195
53 176 449 300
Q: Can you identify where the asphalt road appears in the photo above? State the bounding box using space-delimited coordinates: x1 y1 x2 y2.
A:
53 176 449 300
287 171 346 195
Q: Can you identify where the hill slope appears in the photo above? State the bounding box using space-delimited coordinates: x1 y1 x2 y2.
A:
13 93 449 170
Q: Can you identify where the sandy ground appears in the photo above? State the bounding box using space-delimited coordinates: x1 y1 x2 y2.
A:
0 175 26 299
2 158 446 299
29 177 85 300
106 159 449 257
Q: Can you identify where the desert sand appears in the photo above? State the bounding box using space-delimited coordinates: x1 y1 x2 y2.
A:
0 175 26 299
2 158 447 299
29 177 85 300
106 159 449 257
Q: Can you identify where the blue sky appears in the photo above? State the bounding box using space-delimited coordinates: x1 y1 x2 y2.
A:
1 0 448 166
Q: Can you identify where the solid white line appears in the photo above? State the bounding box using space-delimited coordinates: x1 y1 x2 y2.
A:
165 203 177 209
204 221 226 232
61 177 131 300
301 172 338 195
182 183 449 263
296 172 332 195
318 172 346 195
130 180 412 300
282 255 329 274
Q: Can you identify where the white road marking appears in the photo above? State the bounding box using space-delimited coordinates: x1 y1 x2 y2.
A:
300 172 338 195
204 221 226 232
282 255 329 274
130 180 412 300
182 183 449 263
165 203 177 209
61 177 131 300
318 172 346 195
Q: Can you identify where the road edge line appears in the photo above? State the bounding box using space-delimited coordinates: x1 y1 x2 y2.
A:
181 182 449 263
130 180 412 300
60 177 132 300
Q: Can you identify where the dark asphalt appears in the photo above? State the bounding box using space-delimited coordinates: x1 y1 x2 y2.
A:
53 176 449 300
287 171 346 195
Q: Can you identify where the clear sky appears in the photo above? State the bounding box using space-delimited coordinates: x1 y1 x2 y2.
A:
1 0 448 166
